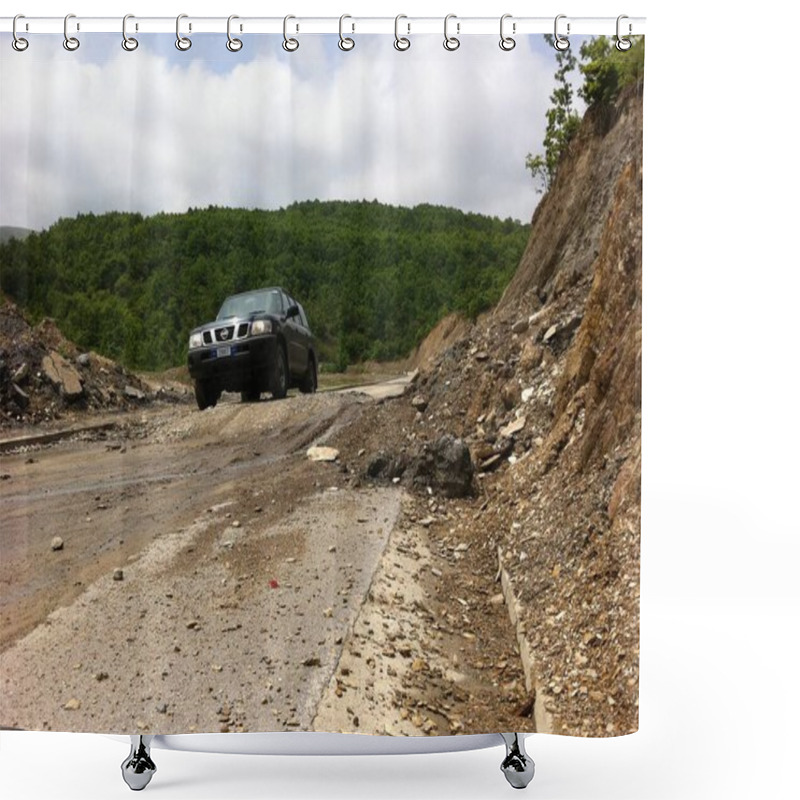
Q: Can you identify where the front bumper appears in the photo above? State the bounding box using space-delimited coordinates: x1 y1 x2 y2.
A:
187 334 277 391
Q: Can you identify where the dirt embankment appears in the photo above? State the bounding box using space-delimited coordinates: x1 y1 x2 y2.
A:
0 298 188 430
338 87 643 737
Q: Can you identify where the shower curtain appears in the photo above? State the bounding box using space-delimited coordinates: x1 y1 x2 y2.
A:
0 19 643 742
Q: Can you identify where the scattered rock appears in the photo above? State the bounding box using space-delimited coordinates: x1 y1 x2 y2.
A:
519 342 544 371
12 363 29 383
63 698 81 711
50 536 64 552
411 394 428 412
113 568 124 581
500 381 521 410
123 385 145 400
10 383 29 408
512 318 529 335
307 446 339 462
499 416 526 439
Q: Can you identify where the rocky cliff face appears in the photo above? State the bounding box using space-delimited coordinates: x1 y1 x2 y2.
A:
361 86 643 736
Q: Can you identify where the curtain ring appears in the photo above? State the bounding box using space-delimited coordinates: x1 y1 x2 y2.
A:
338 14 355 51
499 13 516 51
176 14 192 50
122 14 139 51
443 14 460 51
227 15 243 51
12 14 29 52
283 15 299 52
616 15 632 51
63 13 80 51
394 14 410 51
553 14 570 51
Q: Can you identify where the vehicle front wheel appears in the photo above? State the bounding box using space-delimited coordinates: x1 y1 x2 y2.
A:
269 345 288 400
299 354 317 394
194 380 219 410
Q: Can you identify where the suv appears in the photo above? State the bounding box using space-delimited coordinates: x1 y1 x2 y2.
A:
187 287 317 410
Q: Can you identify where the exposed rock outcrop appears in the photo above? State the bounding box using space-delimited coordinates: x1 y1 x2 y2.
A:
344 85 643 737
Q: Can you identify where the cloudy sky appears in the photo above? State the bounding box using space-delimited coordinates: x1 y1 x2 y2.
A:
0 30 581 231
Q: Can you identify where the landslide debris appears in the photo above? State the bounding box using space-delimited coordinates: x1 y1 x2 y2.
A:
334 86 642 737
0 297 186 429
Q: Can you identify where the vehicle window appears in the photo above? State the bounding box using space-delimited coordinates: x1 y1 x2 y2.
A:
217 289 281 320
298 304 309 330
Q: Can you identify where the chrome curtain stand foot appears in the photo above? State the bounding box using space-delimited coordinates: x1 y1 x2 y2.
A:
500 733 535 789
121 735 157 791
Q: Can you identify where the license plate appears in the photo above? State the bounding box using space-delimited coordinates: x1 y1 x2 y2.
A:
215 345 231 358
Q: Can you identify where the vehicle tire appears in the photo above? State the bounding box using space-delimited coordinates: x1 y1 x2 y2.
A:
269 344 288 400
299 353 317 394
241 387 260 403
194 380 218 410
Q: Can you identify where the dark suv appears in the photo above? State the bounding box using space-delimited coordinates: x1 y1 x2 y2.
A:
187 287 317 410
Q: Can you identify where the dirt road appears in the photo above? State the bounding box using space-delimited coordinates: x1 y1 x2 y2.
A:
0 381 530 735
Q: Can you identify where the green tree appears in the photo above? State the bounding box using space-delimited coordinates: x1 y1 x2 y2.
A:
0 202 530 372
527 36 644 193
578 36 645 108
525 35 581 193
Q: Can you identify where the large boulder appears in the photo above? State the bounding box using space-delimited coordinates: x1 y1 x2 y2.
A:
415 435 474 497
367 435 474 498
41 351 83 400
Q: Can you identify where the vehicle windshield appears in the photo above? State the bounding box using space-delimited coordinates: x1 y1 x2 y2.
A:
216 290 281 320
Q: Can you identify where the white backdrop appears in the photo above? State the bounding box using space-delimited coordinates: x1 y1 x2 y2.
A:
2 1 798 799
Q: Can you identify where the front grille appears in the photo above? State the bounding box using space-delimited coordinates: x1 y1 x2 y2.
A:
200 321 252 346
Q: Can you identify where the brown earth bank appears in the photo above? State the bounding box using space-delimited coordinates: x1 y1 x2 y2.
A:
0 87 641 738
330 86 643 737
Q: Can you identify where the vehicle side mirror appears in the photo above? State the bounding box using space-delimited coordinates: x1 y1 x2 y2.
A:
286 305 299 319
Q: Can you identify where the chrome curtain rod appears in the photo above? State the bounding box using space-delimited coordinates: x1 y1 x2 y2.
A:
1 15 646 37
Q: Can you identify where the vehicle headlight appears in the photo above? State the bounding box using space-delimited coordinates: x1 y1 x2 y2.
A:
251 319 273 335
189 333 204 349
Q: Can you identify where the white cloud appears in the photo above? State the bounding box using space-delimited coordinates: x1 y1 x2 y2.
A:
1 32 561 230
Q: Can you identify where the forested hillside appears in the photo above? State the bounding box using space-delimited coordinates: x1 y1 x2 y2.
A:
0 201 528 371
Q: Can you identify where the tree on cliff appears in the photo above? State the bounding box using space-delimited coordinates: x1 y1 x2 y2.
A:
527 35 644 192
525 36 581 194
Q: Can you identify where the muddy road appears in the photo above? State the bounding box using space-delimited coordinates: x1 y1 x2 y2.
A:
0 385 401 730
0 381 531 736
